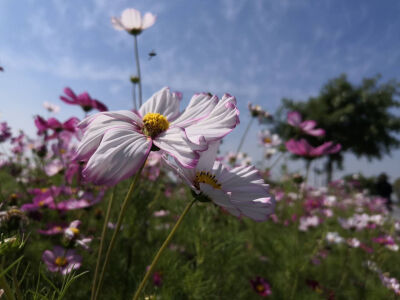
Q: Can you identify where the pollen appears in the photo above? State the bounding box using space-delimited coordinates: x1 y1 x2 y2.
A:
263 137 272 144
195 171 221 190
69 227 80 235
55 256 67 267
142 113 169 138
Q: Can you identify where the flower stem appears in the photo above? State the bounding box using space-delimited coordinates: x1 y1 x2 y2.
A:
0 260 15 300
94 164 146 300
91 187 116 300
132 83 137 111
236 118 254 154
132 199 197 300
133 35 142 107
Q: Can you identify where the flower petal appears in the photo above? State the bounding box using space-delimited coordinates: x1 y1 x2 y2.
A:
184 94 239 144
121 8 141 30
199 183 241 217
111 16 125 30
141 12 156 30
82 128 151 185
153 127 207 168
139 87 181 121
172 93 218 127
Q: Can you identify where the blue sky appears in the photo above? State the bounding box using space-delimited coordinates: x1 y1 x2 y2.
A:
1 0 400 181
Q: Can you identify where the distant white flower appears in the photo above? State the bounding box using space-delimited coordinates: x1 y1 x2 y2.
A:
111 8 156 35
43 102 60 113
326 232 343 244
259 130 281 148
299 215 319 231
347 238 360 248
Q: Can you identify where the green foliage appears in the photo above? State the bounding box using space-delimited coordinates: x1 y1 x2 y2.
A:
275 74 400 170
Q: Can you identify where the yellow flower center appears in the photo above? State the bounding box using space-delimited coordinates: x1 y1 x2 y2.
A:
195 171 221 190
69 227 80 235
142 113 170 138
41 188 48 192
263 137 272 144
256 284 265 292
55 256 67 267
38 200 45 207
55 226 63 231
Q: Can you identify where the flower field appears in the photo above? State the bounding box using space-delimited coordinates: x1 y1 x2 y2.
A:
1 6 400 300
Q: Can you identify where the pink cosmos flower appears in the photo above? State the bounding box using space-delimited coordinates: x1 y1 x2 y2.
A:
56 190 105 211
42 246 82 275
44 159 64 176
60 87 108 112
38 223 67 235
164 142 275 222
111 8 156 35
0 122 11 143
34 116 80 139
287 111 325 137
74 87 239 186
250 276 272 297
285 139 341 158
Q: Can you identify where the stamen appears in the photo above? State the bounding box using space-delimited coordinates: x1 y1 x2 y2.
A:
55 256 67 267
69 227 80 235
195 171 221 190
142 113 169 138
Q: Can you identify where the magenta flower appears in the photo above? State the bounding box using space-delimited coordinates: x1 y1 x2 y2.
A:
285 139 341 158
60 87 108 112
56 190 105 211
0 122 11 143
250 276 272 297
42 246 82 275
74 87 238 186
38 223 67 235
165 142 275 221
287 111 325 137
111 8 156 35
34 116 80 138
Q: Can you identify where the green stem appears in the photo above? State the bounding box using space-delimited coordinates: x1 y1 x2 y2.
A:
133 35 142 107
0 261 15 300
91 188 116 300
268 152 284 170
94 163 146 300
236 118 254 154
132 199 197 300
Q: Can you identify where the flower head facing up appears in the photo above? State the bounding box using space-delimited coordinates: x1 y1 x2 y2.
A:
287 111 325 137
250 276 272 297
164 141 275 221
60 87 108 112
75 87 239 186
112 8 156 35
42 246 81 275
286 139 341 158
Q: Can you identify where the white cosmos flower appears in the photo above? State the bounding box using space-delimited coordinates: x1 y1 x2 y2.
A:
164 142 275 222
111 8 156 35
43 101 60 113
75 87 239 186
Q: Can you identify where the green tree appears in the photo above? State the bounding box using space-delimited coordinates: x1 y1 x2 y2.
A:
275 74 400 183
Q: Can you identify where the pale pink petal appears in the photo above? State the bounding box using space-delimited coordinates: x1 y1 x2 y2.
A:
171 93 218 127
139 87 180 120
196 140 220 172
75 112 139 161
184 95 239 144
199 183 241 216
121 8 141 30
83 128 151 185
287 111 302 126
111 17 125 30
141 12 156 30
153 127 207 168
161 154 196 188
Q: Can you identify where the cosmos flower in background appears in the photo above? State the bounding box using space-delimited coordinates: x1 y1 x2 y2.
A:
287 111 325 137
42 246 81 275
111 8 156 35
250 276 272 297
0 122 11 143
164 142 275 222
75 87 238 186
259 130 281 148
285 139 341 158
60 87 108 113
